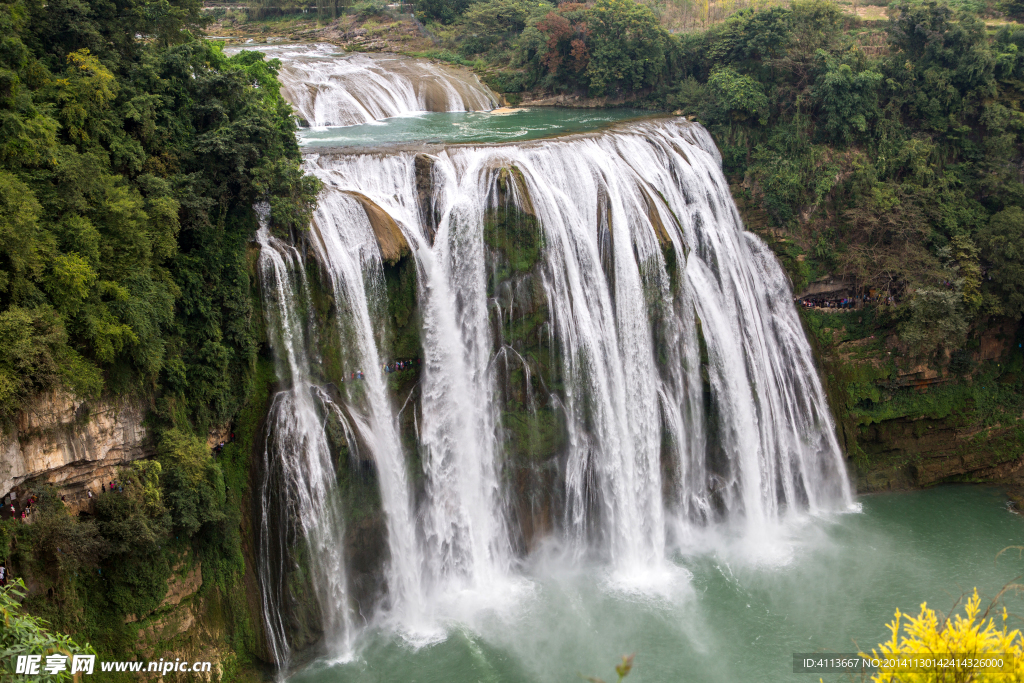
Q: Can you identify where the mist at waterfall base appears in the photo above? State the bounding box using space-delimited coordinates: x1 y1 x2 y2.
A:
242 47 1024 681
289 486 1023 683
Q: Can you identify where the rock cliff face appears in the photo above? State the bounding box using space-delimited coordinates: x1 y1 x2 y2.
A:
0 390 150 511
808 312 1024 492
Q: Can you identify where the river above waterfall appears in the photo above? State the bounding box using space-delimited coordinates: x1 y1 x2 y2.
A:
297 108 656 149
289 486 1022 683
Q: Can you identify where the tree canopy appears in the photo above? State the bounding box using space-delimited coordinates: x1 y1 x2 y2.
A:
0 0 315 426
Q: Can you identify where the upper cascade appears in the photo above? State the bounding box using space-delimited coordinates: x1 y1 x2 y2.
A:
250 44 498 127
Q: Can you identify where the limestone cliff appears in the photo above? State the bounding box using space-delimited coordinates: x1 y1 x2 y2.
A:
0 390 150 510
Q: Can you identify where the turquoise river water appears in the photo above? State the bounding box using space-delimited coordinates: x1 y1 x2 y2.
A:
297 108 652 149
291 486 1024 683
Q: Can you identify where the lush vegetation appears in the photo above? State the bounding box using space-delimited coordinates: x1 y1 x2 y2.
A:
0 0 315 427
0 0 314 670
0 579 94 682
666 0 1024 359
4 0 1024 666
0 359 277 673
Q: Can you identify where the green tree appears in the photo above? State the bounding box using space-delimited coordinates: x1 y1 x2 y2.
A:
583 0 669 95
898 286 971 355
29 487 109 584
978 207 1024 319
0 580 95 682
813 52 882 143
415 0 472 24
459 0 547 58
707 65 769 124
519 0 670 96
158 429 227 536
884 1 996 133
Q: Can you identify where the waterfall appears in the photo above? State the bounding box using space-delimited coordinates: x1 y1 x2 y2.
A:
254 219 354 671
304 189 428 625
303 118 852 578
255 114 853 669
251 44 497 127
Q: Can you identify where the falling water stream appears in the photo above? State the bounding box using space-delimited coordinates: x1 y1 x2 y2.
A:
247 46 1024 682
255 217 355 670
248 44 497 127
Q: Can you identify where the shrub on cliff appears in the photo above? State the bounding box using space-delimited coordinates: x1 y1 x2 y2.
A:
978 207 1024 320
29 487 108 584
158 429 227 537
92 463 174 619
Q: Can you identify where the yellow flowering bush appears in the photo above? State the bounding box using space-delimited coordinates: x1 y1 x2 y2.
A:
863 589 1024 682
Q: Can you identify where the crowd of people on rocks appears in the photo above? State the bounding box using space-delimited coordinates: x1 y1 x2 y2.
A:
342 358 421 381
3 476 139 527
383 358 419 374
4 492 53 523
798 292 896 310
3 428 240 533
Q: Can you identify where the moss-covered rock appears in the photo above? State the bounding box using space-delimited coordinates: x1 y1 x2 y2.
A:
415 154 440 245
801 306 1024 492
383 255 422 363
485 167 543 283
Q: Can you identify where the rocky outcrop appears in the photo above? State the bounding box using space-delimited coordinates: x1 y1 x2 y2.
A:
131 556 249 682
800 312 1024 493
415 154 439 245
856 417 1024 490
345 191 410 264
0 389 151 510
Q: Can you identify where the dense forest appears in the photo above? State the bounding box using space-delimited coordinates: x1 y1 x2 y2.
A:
0 0 315 671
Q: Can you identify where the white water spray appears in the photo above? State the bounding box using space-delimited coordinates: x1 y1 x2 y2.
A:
254 218 354 672
242 44 497 127
305 119 852 585
304 189 428 625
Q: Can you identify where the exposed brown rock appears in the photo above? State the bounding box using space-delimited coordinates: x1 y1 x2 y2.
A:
1 389 150 508
346 190 410 264
639 186 673 246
